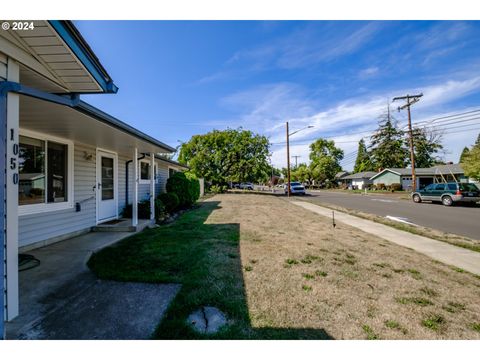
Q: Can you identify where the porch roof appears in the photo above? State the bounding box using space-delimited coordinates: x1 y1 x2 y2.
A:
20 94 175 155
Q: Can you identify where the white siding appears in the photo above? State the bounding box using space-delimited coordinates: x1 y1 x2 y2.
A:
19 143 97 247
0 52 7 80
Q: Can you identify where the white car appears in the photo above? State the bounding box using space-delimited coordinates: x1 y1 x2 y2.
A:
284 182 306 195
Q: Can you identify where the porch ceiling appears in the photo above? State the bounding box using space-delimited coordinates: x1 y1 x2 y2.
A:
20 95 174 156
1 21 103 93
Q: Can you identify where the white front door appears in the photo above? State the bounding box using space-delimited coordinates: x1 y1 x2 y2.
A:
97 150 118 223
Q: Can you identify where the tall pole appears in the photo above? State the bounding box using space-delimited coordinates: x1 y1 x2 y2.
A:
286 121 291 197
406 104 416 192
393 93 423 192
292 155 300 168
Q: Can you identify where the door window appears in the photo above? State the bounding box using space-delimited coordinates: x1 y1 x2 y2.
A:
101 156 114 200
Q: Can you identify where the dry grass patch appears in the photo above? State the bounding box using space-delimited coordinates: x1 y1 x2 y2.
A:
223 194 480 339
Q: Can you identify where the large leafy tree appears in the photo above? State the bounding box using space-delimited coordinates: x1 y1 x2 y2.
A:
290 163 315 185
353 139 374 173
462 144 480 180
369 109 409 169
178 128 270 186
410 127 444 168
309 139 344 183
462 132 480 181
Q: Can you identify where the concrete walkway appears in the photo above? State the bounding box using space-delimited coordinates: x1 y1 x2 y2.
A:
6 224 179 339
291 200 480 276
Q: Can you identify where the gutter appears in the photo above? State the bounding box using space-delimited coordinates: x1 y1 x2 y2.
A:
0 81 175 154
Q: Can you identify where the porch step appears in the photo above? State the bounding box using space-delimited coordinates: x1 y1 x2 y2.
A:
92 225 136 232
91 219 153 233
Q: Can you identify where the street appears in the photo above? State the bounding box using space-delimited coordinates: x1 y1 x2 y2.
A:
305 191 480 240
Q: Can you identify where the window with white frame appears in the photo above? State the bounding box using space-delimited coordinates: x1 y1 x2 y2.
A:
139 160 157 184
18 132 73 214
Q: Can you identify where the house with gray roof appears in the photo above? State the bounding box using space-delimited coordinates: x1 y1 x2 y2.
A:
341 171 377 190
369 163 467 190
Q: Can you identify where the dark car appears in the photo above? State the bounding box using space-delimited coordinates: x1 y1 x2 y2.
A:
411 182 480 206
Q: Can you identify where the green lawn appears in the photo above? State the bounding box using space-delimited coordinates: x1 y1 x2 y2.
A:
88 200 330 339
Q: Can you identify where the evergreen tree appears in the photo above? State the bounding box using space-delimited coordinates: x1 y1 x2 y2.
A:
353 138 374 173
410 127 443 168
459 146 470 163
369 107 408 169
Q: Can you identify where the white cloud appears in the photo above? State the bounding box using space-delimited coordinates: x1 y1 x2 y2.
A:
220 73 480 170
358 66 379 79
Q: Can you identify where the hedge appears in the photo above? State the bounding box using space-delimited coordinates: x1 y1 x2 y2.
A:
166 172 200 208
158 192 180 213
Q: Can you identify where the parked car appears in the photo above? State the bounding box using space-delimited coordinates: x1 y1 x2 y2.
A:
284 181 306 195
239 182 254 190
411 182 480 206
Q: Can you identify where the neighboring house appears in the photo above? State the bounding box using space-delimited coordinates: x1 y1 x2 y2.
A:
0 21 186 324
370 163 468 190
335 171 349 187
341 171 377 190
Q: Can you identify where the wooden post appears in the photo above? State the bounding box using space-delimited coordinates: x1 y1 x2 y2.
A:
132 147 138 227
5 58 20 321
150 153 155 221
286 122 291 197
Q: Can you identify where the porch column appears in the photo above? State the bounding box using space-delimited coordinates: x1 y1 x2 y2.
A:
132 147 138 227
4 58 20 323
150 153 155 221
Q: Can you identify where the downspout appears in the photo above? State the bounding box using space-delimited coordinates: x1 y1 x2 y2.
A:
125 153 146 206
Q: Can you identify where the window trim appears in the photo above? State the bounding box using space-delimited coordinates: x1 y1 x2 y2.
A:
18 129 74 216
139 159 152 184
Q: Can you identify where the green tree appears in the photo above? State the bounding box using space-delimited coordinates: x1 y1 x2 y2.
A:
309 139 344 184
290 163 315 185
462 145 480 181
410 127 444 168
178 128 270 187
369 108 408 169
459 146 470 163
353 139 374 173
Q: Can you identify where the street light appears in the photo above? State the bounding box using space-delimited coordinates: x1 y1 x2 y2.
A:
286 123 314 197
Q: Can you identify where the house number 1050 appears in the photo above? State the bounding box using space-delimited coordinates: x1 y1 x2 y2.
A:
10 128 18 185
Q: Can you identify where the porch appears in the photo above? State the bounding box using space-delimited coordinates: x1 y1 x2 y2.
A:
6 221 165 339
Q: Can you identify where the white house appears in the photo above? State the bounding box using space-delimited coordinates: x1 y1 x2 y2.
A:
0 21 187 329
341 171 377 190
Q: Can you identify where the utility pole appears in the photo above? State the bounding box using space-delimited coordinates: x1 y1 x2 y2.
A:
392 93 423 191
286 123 313 197
292 155 301 168
286 121 291 197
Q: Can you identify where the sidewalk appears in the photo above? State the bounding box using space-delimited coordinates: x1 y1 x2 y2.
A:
291 200 480 275
7 225 179 339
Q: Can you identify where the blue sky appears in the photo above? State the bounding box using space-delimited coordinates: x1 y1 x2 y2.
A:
76 21 480 170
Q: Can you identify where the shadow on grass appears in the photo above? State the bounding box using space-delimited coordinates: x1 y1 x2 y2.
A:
88 199 333 340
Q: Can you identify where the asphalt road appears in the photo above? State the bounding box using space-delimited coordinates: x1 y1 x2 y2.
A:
305 191 480 240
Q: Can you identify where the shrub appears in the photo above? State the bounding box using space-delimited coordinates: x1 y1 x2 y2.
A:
158 192 180 213
389 183 402 192
186 173 200 201
166 172 200 208
121 199 151 219
376 183 386 190
155 198 165 220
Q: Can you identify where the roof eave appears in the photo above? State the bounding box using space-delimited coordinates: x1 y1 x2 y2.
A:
77 101 176 153
48 20 118 94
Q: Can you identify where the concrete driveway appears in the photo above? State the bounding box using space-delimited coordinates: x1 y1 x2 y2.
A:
6 230 180 339
306 191 480 240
